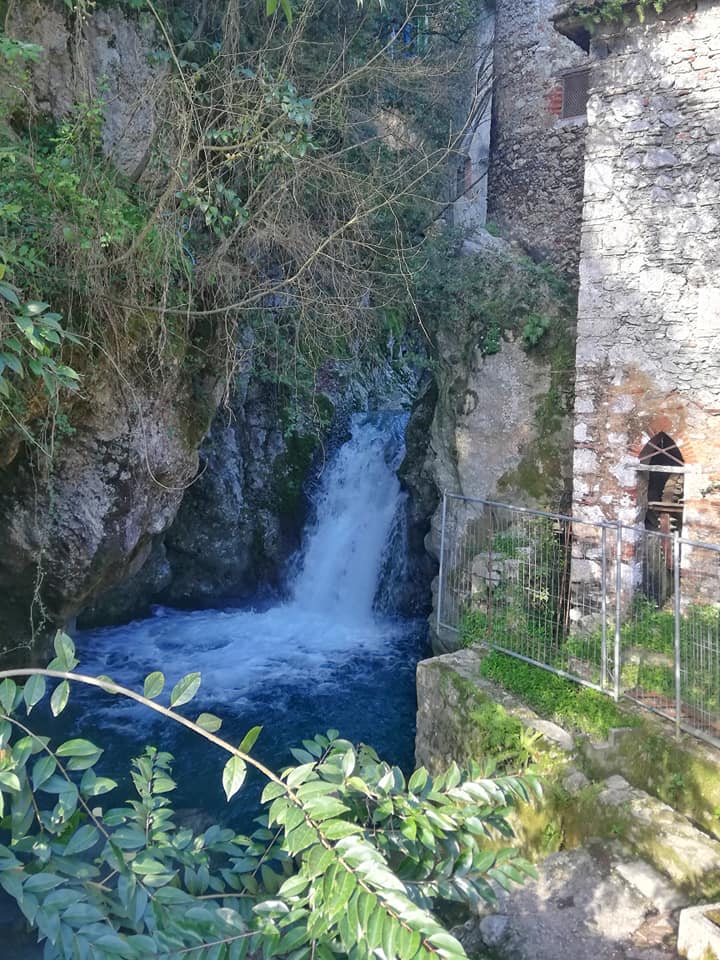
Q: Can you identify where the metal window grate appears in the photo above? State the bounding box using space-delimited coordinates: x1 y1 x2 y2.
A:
562 68 590 119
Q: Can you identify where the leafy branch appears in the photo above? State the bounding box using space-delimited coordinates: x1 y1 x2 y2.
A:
0 632 541 959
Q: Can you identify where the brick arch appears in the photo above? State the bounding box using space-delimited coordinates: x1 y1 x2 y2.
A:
628 416 695 464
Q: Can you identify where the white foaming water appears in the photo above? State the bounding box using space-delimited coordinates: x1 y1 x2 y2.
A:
291 412 406 620
76 412 412 734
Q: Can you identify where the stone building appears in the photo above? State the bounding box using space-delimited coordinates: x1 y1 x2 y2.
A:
554 0 720 598
486 0 590 275
454 0 590 274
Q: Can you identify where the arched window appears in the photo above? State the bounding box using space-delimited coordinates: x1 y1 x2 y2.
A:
637 432 684 602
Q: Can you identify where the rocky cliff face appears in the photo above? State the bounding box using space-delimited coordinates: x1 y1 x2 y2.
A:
0 354 221 656
400 240 575 653
79 368 329 625
11 1 163 180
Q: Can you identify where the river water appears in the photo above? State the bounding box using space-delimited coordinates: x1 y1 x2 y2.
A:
67 412 428 825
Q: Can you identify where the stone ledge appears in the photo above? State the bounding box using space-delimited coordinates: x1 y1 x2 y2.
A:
677 902 720 959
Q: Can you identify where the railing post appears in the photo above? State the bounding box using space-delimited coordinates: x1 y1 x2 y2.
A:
601 524 608 691
614 521 622 702
674 532 682 740
436 490 448 632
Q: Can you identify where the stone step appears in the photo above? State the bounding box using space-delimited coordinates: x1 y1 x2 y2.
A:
587 775 720 899
454 845 686 960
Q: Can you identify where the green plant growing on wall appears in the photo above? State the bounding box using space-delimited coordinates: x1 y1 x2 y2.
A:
410 232 574 362
521 313 551 349
572 0 668 29
0 633 541 959
0 287 80 402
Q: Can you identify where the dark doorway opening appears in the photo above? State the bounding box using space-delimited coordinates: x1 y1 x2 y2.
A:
638 432 684 603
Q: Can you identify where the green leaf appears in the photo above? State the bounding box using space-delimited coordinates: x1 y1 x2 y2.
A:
24 873 64 893
23 675 46 713
0 352 23 376
143 671 165 700
80 770 117 797
196 712 222 733
280 0 293 22
56 738 101 758
23 301 49 315
50 680 70 716
278 875 310 898
64 824 100 856
170 672 201 707
48 632 78 672
408 767 429 794
0 678 17 713
222 756 247 801
32 755 56 790
0 282 20 306
266 0 279 13
0 771 21 792
97 675 120 694
238 725 262 753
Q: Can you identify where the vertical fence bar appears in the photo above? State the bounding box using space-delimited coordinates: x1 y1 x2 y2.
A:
601 524 608 691
674 532 681 740
614 521 623 702
436 491 448 632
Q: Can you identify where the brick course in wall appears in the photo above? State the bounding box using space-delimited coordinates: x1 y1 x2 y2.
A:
563 0 720 587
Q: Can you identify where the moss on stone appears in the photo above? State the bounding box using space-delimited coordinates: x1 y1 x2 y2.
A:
270 431 320 517
421 653 720 882
496 339 574 505
583 726 720 841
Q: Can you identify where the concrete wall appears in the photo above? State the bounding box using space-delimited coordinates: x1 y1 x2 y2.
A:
569 0 720 576
487 0 589 277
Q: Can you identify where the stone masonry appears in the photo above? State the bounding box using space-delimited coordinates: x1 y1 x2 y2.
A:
557 0 720 595
487 0 590 276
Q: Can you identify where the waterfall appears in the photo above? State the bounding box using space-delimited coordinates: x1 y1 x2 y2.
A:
72 410 424 820
291 412 408 622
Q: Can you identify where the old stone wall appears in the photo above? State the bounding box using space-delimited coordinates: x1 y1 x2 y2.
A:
487 0 589 276
568 1 720 590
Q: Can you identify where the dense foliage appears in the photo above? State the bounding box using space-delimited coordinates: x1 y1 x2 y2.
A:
0 0 483 436
410 232 574 358
0 634 541 959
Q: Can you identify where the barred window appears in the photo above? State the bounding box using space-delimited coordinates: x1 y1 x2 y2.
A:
561 68 590 119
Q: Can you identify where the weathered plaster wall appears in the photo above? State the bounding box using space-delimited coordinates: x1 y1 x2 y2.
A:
487 0 589 276
452 4 495 236
569 1 720 567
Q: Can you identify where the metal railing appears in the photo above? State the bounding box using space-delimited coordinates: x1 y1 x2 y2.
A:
437 493 720 748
